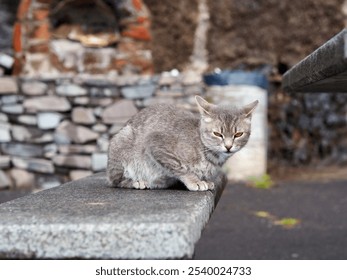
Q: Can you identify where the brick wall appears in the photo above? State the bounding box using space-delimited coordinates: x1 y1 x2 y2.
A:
13 0 153 76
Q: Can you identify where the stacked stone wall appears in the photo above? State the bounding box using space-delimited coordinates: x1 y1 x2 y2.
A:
0 71 204 190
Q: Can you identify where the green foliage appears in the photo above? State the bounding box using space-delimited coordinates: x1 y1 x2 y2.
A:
248 174 274 189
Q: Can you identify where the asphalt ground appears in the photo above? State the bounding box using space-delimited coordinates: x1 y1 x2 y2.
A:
195 179 347 259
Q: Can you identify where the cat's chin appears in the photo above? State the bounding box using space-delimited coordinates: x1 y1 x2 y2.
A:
222 149 240 157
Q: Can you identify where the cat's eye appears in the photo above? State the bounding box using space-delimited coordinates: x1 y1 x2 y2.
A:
234 132 243 138
213 131 223 138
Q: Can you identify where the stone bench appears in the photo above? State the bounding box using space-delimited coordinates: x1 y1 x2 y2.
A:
283 28 347 93
0 173 225 259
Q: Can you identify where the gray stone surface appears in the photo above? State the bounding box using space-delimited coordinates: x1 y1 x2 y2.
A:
72 107 96 125
55 121 99 144
12 157 54 174
43 144 58 158
111 74 140 87
9 169 35 189
73 97 89 105
0 77 18 94
75 96 113 107
158 72 179 85
69 170 93 181
101 88 120 97
1 95 20 104
74 75 115 87
53 155 92 169
97 136 109 152
0 112 8 122
0 155 11 169
1 143 44 158
37 112 63 130
91 153 107 171
0 123 11 142
0 173 225 259
12 125 34 142
109 123 125 135
21 81 48 96
92 123 108 133
102 100 138 124
23 96 71 112
283 29 347 92
89 97 113 107
11 125 52 143
1 104 24 114
0 170 10 189
17 115 37 126
30 133 54 144
58 144 97 155
56 84 87 96
121 84 156 99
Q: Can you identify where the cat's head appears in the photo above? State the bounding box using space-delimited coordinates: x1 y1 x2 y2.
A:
195 95 258 156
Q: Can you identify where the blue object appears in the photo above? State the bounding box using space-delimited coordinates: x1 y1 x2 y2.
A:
203 70 268 90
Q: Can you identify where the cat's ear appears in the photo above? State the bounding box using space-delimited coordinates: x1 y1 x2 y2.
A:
243 100 259 117
195 96 215 122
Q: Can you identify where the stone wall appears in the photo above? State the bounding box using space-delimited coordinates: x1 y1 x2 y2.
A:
268 85 347 168
0 71 207 190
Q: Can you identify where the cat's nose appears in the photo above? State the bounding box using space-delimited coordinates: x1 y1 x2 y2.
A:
224 139 233 151
225 144 232 151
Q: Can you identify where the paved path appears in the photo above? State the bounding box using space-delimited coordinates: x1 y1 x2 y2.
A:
195 180 347 259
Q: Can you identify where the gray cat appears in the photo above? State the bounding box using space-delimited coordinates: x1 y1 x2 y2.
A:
107 96 258 191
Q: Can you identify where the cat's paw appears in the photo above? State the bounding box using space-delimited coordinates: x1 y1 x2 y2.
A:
133 180 149 189
186 180 214 191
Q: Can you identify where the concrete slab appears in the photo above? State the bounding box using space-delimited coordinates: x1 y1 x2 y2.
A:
283 29 347 92
0 173 225 259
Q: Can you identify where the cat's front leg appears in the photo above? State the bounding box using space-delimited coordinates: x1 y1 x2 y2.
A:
145 133 213 191
180 174 215 191
133 180 149 189
119 178 149 189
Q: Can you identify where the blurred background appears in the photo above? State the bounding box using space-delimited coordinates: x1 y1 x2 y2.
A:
1 0 347 259
1 0 347 191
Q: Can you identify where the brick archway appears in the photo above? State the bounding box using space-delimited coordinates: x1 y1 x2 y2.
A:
13 0 153 76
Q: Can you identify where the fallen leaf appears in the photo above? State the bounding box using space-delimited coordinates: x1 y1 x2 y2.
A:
247 174 274 189
254 211 272 218
274 218 301 229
